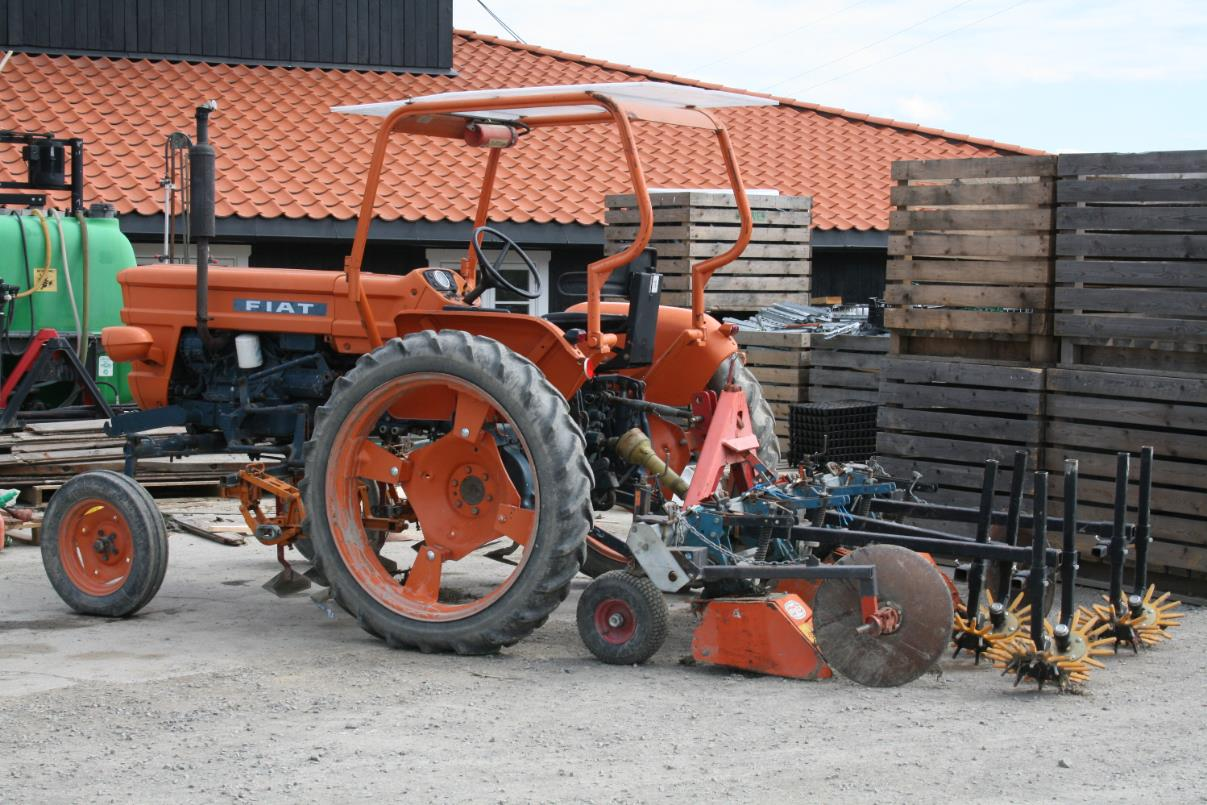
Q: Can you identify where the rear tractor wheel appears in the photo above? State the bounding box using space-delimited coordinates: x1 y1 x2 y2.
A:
302 330 592 655
41 470 169 617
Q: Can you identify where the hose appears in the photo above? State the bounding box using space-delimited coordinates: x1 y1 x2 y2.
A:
75 211 90 364
13 215 36 348
9 211 52 301
47 209 84 356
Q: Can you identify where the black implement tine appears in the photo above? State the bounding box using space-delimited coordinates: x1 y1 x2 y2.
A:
1029 471 1049 650
1110 452 1131 615
1060 459 1079 628
1133 446 1154 597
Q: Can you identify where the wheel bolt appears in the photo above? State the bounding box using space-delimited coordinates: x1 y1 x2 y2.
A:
607 613 625 628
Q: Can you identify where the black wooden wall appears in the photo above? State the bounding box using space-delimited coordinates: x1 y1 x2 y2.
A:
0 0 453 72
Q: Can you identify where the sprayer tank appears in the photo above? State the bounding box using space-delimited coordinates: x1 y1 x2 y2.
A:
0 211 136 402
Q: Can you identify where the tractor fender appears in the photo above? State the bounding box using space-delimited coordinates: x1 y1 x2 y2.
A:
392 310 587 399
566 301 738 406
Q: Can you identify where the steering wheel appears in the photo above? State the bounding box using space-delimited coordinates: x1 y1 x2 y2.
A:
466 226 542 304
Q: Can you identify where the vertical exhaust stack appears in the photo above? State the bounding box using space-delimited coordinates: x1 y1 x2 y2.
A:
190 102 217 350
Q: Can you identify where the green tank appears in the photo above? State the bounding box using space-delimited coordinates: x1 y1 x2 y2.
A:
0 210 136 404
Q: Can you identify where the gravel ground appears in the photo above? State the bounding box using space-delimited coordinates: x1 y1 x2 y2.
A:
1 499 1205 804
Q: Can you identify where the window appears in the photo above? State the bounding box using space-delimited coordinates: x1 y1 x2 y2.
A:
427 247 550 316
132 243 251 267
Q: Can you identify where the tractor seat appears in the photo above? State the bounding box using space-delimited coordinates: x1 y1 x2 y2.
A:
543 312 629 334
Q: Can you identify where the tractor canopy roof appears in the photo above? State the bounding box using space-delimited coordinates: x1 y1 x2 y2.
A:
332 82 778 134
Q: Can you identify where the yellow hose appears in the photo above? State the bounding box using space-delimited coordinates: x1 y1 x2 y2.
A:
10 211 54 299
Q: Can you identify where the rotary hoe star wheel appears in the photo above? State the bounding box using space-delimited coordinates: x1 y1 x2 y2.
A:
985 608 1113 691
1085 585 1183 653
951 589 1031 663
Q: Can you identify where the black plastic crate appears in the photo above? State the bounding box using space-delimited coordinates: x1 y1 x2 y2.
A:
789 400 879 465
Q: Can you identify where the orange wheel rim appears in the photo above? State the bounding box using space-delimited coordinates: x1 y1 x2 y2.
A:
326 373 539 622
58 498 135 597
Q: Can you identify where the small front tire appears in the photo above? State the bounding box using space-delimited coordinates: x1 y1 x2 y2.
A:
577 570 669 665
41 470 169 618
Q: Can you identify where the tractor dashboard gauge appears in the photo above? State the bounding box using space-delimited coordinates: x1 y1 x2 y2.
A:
423 269 458 298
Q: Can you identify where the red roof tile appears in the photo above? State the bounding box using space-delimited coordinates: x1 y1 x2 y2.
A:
0 31 1037 231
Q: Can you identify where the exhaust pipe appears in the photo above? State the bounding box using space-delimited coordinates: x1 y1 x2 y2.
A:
190 102 217 351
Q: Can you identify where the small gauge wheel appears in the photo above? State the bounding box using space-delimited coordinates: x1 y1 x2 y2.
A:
577 571 669 665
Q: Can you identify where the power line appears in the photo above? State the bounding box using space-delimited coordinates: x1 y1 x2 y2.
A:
797 0 1032 94
763 0 979 90
691 0 874 73
477 0 526 44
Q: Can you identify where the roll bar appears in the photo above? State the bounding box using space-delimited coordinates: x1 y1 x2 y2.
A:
344 89 755 355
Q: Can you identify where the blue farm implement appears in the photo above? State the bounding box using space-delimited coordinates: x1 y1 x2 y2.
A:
576 383 1181 690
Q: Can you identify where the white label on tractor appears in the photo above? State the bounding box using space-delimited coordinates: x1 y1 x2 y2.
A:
784 599 809 621
97 356 114 377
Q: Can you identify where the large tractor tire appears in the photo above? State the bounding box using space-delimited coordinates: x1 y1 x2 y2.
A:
301 330 592 655
710 352 781 469
41 470 169 618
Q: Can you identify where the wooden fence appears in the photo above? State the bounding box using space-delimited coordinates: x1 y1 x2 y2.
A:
886 155 1057 363
1055 150 1207 373
876 356 1044 509
807 334 889 403
879 149 1207 590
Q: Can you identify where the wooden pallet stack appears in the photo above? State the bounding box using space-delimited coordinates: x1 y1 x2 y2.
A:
878 155 1057 508
604 191 811 315
886 155 1057 363
1054 150 1207 373
734 329 811 442
0 420 248 504
874 148 1207 590
1044 369 1207 579
808 334 889 403
875 356 1045 509
1045 150 1207 582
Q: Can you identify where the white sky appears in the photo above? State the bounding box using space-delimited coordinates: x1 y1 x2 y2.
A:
454 0 1207 153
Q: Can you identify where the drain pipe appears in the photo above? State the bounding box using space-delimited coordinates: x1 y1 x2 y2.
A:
190 101 218 351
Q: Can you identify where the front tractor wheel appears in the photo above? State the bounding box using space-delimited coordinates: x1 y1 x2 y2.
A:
302 331 592 655
40 470 169 617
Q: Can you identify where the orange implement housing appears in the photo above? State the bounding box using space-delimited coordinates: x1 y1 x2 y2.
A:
691 594 833 680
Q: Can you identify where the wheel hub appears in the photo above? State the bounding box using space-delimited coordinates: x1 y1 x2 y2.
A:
595 599 637 644
442 462 497 519
456 473 485 504
59 500 135 596
92 532 120 560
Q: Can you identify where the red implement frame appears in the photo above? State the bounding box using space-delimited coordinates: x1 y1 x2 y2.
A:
343 91 754 357
0 328 56 407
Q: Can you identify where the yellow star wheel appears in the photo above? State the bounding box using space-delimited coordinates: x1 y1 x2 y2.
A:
985 608 1113 691
951 589 1031 663
1086 585 1183 653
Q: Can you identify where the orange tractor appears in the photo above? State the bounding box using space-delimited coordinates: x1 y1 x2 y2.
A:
40 83 784 653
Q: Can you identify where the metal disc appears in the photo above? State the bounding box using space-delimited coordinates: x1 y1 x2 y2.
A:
813 544 955 688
